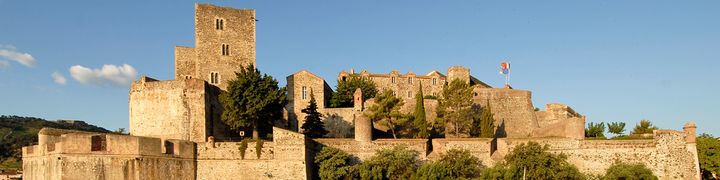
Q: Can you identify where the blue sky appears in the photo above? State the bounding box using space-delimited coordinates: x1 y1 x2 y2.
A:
0 1 718 135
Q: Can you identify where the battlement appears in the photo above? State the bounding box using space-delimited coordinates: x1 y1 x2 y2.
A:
23 128 195 159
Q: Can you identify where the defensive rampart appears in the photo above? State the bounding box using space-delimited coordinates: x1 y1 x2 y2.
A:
22 128 196 180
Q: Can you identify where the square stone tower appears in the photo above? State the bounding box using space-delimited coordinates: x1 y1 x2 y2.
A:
175 4 257 90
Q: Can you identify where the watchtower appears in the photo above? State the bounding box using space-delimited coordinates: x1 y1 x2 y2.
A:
175 4 257 90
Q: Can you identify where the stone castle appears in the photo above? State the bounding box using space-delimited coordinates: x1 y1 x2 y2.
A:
22 4 701 180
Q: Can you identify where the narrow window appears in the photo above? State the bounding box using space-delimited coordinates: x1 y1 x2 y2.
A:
432 78 437 85
216 19 224 30
209 72 219 84
221 44 230 56
91 135 107 151
220 19 224 30
407 91 412 98
164 141 175 155
302 86 307 100
408 77 413 84
391 77 396 84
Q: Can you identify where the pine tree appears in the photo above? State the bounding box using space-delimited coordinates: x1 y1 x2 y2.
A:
413 83 429 138
479 101 496 138
365 89 406 139
300 91 329 138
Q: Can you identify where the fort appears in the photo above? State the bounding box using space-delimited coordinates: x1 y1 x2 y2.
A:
22 4 700 180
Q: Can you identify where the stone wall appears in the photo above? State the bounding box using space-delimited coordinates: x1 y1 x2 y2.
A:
189 4 256 90
196 127 309 180
22 129 196 180
129 77 210 142
286 70 334 131
314 139 429 161
472 88 539 138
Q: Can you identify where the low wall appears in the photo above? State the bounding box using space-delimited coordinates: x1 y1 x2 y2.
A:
195 127 309 180
314 138 429 161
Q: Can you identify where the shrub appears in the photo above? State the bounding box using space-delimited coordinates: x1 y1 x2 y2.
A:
358 145 418 179
314 147 356 180
238 139 250 160
480 142 585 179
255 139 264 159
602 162 657 180
414 149 481 179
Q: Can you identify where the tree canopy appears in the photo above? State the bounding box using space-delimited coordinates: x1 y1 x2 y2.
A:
631 119 658 135
585 122 606 138
698 133 720 179
415 148 482 179
315 147 357 180
358 145 418 180
481 141 585 179
607 122 626 136
365 89 407 139
602 162 657 180
330 74 378 108
300 91 329 138
437 79 474 137
220 65 287 139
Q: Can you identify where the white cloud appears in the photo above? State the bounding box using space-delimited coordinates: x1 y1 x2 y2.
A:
0 61 8 69
51 72 67 85
69 64 137 87
0 44 36 67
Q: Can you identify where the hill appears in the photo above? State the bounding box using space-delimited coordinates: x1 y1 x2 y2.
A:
0 115 112 170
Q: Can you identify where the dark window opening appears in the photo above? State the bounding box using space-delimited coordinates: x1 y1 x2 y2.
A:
221 44 230 56
91 135 107 151
216 19 224 30
164 141 175 155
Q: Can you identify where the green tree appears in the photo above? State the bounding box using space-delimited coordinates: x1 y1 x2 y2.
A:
479 102 496 138
585 122 606 138
414 149 481 179
315 147 357 180
220 65 287 139
437 79 474 137
330 74 378 107
358 145 418 180
607 122 626 136
698 133 720 179
631 119 658 135
365 89 407 139
300 91 329 138
413 83 430 138
113 128 127 134
480 141 585 180
602 162 657 180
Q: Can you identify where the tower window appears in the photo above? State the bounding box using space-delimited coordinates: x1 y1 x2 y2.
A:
407 91 412 98
432 78 437 85
408 77 413 84
302 86 308 100
221 44 230 56
216 19 224 30
210 72 220 84
391 77 396 84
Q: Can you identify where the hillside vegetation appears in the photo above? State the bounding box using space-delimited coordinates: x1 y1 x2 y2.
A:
0 115 111 170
